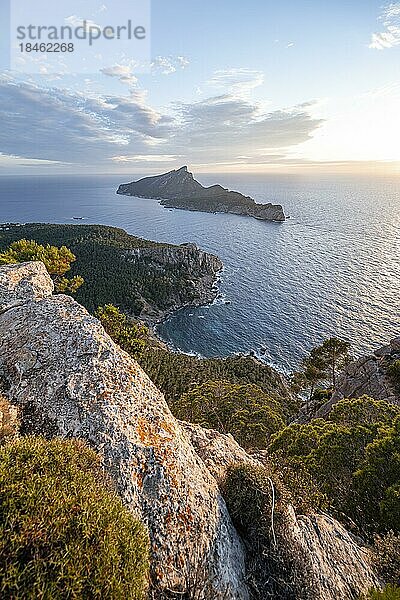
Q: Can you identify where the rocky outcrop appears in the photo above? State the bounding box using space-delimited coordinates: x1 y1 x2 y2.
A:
290 511 380 599
182 423 379 599
0 262 381 599
0 261 54 313
127 242 223 323
0 223 223 324
316 338 400 418
0 262 248 599
181 422 257 483
117 166 286 223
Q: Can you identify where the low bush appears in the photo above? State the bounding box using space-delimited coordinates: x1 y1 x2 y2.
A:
96 304 148 359
222 463 315 599
388 360 400 392
268 398 400 535
172 380 285 450
361 586 400 599
0 437 149 599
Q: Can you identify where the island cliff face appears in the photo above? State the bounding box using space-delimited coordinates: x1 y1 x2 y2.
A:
0 262 380 599
0 224 223 323
117 166 286 222
127 242 222 324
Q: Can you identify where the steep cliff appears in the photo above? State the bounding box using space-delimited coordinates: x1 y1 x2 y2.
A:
316 337 400 418
127 242 222 323
0 262 380 599
0 262 247 599
117 166 286 223
0 224 223 321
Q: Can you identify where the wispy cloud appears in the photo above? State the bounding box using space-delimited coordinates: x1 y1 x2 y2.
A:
207 69 264 97
167 95 323 163
370 3 400 49
151 56 190 75
0 75 322 170
111 154 179 163
65 15 102 30
100 64 138 87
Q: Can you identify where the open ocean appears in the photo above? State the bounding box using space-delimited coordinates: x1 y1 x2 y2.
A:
0 172 399 372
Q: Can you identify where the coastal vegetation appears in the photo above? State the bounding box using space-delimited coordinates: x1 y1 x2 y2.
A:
0 434 149 599
268 397 400 535
0 238 84 293
0 223 399 595
291 337 351 405
95 304 148 359
389 360 400 392
222 463 315 599
361 587 400 600
0 224 219 318
172 380 286 449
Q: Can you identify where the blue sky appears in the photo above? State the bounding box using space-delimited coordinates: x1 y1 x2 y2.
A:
0 0 400 173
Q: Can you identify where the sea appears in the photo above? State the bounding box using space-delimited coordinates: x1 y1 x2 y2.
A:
0 172 399 372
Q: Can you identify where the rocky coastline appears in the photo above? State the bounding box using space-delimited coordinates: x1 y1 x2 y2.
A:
0 223 223 328
125 242 223 327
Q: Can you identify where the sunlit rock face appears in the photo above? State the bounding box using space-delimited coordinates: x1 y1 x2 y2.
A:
316 338 400 418
0 262 248 599
0 261 380 599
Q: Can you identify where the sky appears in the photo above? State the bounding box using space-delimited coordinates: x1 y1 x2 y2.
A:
0 0 400 174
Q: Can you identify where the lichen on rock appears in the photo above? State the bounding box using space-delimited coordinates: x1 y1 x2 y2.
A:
0 262 384 599
0 262 248 599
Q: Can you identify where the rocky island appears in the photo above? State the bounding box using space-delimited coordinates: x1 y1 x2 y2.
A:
117 166 286 222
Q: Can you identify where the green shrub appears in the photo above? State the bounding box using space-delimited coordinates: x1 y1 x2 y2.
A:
268 398 400 535
361 586 400 599
172 380 285 450
140 350 296 417
0 238 83 293
222 463 279 534
96 304 148 359
269 454 328 514
388 360 400 392
330 397 400 428
352 417 400 534
222 463 315 599
0 437 149 599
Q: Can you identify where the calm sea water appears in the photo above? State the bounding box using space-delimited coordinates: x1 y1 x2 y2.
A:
0 173 399 371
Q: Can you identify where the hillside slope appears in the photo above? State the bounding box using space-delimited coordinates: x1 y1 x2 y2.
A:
0 262 380 599
0 223 222 321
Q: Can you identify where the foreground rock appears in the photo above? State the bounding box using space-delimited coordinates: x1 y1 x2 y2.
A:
184 424 379 599
117 166 286 222
316 337 400 418
0 261 53 313
293 512 379 599
0 262 248 599
0 262 380 599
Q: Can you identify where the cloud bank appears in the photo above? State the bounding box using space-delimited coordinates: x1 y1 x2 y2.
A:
370 3 400 49
0 73 323 170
